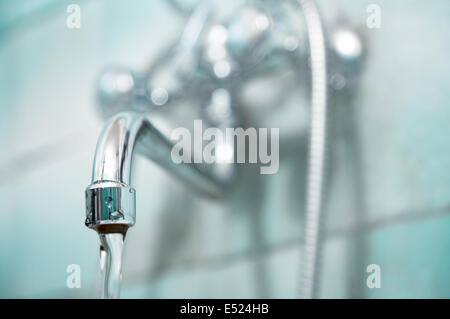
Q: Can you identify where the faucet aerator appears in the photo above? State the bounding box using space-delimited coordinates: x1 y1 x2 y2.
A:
85 181 136 233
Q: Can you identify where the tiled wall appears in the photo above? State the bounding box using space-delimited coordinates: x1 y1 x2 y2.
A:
0 0 449 298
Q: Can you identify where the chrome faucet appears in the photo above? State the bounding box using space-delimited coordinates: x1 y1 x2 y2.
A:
84 0 364 299
85 111 232 233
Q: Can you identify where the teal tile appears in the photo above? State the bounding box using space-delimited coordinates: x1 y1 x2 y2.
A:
366 214 450 298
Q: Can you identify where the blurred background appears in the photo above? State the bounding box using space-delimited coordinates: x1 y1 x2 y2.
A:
0 0 449 298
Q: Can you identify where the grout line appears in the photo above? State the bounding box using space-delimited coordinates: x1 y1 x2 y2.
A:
124 204 450 286
328 204 450 238
23 205 450 297
0 125 98 186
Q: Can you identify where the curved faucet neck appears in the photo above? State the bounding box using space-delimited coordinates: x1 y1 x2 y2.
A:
92 112 145 185
86 111 230 232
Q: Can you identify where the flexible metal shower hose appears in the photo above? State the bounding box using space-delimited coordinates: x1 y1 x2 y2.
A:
298 0 328 299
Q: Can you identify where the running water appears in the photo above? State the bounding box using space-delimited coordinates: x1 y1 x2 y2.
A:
98 232 125 299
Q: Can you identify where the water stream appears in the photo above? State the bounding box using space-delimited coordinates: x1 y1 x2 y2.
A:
98 232 125 299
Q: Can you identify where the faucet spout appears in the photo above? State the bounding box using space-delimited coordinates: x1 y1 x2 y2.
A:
85 112 227 233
